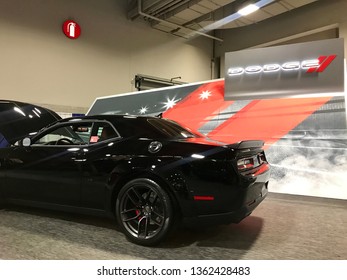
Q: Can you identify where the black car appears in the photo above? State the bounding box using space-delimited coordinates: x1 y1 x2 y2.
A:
0 100 61 147
0 114 270 246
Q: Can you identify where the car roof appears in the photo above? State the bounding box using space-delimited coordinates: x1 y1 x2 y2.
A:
52 114 200 140
66 114 155 120
57 114 159 124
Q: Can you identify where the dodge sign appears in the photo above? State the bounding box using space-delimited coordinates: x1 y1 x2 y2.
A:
225 38 344 100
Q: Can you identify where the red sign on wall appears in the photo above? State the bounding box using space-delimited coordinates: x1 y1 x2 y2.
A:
62 20 81 39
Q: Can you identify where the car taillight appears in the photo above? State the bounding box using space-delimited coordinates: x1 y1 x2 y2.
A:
258 153 266 164
237 158 255 170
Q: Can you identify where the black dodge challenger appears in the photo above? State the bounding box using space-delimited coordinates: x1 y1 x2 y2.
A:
0 114 270 246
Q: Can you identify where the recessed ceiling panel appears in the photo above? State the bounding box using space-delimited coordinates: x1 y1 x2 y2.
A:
154 20 179 30
222 21 239 28
198 0 221 10
189 3 213 14
262 2 290 15
169 15 187 25
244 9 273 23
174 8 203 21
210 0 235 6
284 0 317 8
155 23 176 33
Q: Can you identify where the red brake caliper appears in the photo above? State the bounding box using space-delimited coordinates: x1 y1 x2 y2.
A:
135 209 141 220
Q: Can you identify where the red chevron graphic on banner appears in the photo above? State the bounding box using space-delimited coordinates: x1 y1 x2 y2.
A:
306 55 336 73
163 80 233 132
207 97 333 148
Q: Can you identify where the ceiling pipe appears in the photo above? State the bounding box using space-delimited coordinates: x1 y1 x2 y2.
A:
151 0 196 19
137 0 223 42
150 0 185 17
143 0 167 13
155 0 204 22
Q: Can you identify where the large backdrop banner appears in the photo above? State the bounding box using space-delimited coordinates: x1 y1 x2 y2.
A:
88 78 347 200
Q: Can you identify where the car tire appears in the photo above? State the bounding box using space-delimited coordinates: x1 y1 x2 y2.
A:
115 178 173 246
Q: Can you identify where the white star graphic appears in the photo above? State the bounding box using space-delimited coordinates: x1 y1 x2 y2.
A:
162 97 180 110
139 106 148 114
199 90 212 100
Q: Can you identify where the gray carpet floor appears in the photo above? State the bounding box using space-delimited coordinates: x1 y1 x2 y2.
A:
0 192 346 259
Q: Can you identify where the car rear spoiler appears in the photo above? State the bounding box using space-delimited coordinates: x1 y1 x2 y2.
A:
230 140 265 150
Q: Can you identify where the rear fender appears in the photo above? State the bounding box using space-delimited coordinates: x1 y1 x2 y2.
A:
107 156 189 215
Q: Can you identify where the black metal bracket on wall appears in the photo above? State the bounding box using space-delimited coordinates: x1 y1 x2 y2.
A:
134 74 186 91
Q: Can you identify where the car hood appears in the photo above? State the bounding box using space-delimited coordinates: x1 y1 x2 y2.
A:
0 100 61 147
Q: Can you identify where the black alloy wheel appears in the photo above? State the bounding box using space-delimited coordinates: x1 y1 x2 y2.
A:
116 178 173 246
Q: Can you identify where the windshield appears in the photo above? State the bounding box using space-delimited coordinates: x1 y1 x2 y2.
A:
33 124 89 145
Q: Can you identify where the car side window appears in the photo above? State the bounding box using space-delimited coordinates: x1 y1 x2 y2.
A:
89 122 118 143
32 122 93 146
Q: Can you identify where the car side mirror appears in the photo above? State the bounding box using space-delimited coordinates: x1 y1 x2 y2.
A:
22 137 31 147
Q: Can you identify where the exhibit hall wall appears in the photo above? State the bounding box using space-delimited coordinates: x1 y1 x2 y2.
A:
0 0 212 113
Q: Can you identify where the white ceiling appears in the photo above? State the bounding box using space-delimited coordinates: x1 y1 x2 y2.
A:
128 0 320 40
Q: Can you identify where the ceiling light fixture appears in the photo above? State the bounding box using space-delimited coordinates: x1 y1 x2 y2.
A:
202 0 274 31
238 3 259 16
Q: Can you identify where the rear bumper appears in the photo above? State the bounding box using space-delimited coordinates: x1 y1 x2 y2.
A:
183 182 268 227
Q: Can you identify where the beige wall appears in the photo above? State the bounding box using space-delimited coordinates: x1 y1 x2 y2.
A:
0 0 212 113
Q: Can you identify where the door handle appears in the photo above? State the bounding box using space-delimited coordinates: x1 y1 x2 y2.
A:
73 158 87 162
71 151 87 162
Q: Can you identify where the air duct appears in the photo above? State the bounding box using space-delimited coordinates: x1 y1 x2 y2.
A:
137 0 223 42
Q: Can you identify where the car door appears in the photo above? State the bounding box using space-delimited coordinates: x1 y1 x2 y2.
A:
2 121 93 207
77 121 122 211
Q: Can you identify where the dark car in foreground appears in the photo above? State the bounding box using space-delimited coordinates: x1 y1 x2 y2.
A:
0 114 270 246
0 100 61 147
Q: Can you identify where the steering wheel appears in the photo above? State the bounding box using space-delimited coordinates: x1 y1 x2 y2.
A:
55 138 74 145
